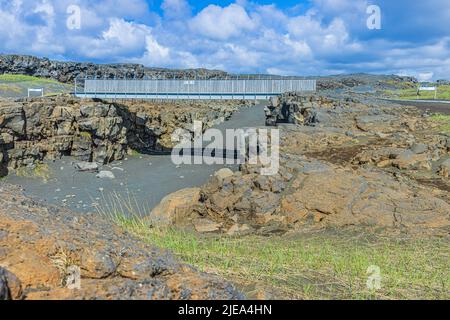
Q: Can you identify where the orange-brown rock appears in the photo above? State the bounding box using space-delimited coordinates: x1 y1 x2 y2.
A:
148 187 202 227
0 183 243 300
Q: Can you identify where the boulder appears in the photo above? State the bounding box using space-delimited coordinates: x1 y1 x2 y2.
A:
74 161 99 172
269 96 279 107
226 223 251 236
96 170 115 179
393 150 416 169
0 132 14 144
193 219 222 233
439 159 450 178
214 168 234 182
148 188 201 226
81 249 117 279
0 267 22 300
0 104 25 136
410 143 428 154
393 150 430 170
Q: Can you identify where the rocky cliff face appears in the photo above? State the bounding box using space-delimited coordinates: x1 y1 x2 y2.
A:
0 97 243 175
0 55 228 83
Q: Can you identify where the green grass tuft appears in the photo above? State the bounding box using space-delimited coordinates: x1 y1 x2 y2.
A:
97 195 450 300
79 131 92 138
384 85 450 100
0 84 22 93
0 73 72 98
429 114 450 134
15 163 51 182
0 74 61 84
128 149 143 157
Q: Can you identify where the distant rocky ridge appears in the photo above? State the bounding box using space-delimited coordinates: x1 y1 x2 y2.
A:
0 54 228 83
313 74 418 91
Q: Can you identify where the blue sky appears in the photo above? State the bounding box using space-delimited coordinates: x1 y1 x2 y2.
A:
0 0 449 80
147 0 311 14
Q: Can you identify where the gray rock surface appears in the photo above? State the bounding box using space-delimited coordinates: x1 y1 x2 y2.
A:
75 161 99 172
96 170 115 179
440 159 450 178
0 267 22 300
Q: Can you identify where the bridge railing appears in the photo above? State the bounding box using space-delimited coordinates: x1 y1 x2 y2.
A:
76 78 316 100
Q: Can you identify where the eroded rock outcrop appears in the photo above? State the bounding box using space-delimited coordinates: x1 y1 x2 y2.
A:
154 94 449 236
0 97 244 175
0 183 243 300
267 94 450 185
158 156 449 236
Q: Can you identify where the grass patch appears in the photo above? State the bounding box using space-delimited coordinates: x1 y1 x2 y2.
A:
384 85 450 100
15 163 50 182
44 91 65 97
0 74 72 98
97 197 449 300
79 131 92 139
0 74 61 84
0 83 22 93
429 114 450 134
381 80 417 90
128 149 142 156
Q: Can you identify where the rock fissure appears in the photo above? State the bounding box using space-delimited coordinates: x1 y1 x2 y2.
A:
0 97 245 175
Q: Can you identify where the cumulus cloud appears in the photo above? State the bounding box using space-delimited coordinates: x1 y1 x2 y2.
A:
189 4 256 40
0 0 449 79
70 18 152 59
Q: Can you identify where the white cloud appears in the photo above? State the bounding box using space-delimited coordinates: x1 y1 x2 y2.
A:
286 12 359 58
102 19 149 50
68 18 152 60
282 35 313 58
417 72 434 82
142 34 170 64
34 1 55 17
189 4 256 40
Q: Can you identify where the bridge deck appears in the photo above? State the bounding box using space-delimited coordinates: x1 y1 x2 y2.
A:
75 79 316 100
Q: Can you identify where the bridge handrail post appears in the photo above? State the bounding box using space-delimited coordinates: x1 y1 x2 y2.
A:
94 72 97 99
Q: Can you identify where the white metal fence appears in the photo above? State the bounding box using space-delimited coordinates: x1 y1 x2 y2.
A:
76 78 316 100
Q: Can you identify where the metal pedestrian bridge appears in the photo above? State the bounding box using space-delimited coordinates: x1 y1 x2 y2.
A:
75 78 316 100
